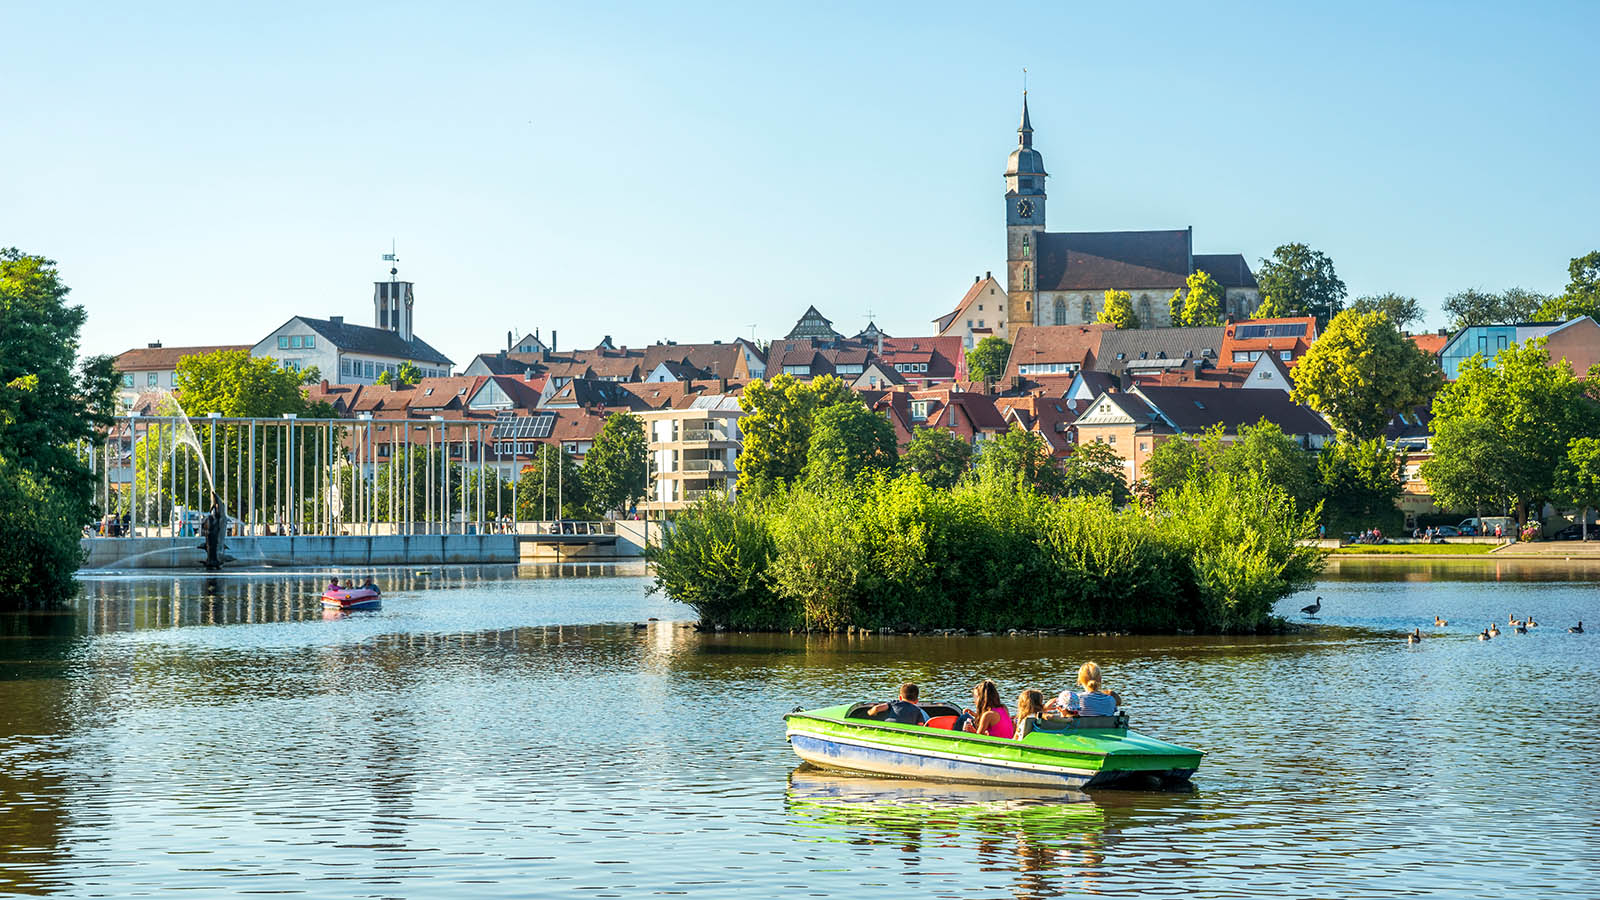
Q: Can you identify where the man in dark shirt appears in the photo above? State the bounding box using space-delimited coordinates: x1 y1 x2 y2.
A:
868 683 927 725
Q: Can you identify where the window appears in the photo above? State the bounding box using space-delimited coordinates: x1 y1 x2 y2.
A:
1054 298 1067 325
911 400 929 422
290 335 302 349
1139 443 1149 452
977 320 984 328
836 364 863 375
1081 297 1093 322
1280 350 1292 361
978 305 983 311
278 336 290 349
967 320 974 328
147 372 158 387
1258 370 1273 380
782 365 811 376
364 361 374 378
1139 297 1153 324
122 374 134 388
304 335 314 348
1022 266 1031 291
1478 336 1488 352
1022 235 1030 259
1233 351 1252 363
1497 336 1508 350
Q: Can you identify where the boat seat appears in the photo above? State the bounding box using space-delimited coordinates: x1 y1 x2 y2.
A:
924 715 958 730
1034 711 1128 731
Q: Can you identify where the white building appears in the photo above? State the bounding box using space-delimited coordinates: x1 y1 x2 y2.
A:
252 278 453 384
639 396 744 515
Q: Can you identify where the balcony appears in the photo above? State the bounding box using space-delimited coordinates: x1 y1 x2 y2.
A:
681 458 728 472
681 429 725 442
684 489 723 502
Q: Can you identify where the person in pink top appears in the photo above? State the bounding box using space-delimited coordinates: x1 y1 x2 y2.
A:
961 680 1014 738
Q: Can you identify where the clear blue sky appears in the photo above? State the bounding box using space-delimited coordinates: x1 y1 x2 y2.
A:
6 1 1596 363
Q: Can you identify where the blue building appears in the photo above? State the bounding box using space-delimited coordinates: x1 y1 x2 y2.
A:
1438 321 1566 380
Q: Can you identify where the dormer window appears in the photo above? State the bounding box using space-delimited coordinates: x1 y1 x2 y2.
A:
911 400 930 422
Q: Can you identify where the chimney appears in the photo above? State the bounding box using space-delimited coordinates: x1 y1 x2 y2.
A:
985 271 991 280
551 329 557 353
974 275 980 283
320 379 329 391
715 376 727 393
330 315 344 326
507 330 513 352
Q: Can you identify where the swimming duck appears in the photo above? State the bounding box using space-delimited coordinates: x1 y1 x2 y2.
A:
1478 629 1490 641
1488 624 1501 637
1434 616 1448 627
1571 621 1585 634
1514 623 1528 634
1301 597 1322 617
1527 617 1538 627
1509 614 1517 624
1407 633 1420 645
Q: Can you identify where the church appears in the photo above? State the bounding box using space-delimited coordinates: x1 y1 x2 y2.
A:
1002 95 1260 334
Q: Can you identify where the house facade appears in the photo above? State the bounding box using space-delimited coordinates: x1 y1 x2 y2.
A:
639 397 745 514
112 342 250 407
252 278 453 384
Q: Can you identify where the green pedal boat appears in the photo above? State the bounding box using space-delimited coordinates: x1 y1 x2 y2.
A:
784 702 1202 789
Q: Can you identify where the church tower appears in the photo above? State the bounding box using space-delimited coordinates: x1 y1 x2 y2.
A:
374 267 415 343
1004 93 1047 334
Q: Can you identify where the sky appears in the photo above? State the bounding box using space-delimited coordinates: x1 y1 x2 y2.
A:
5 1 1597 364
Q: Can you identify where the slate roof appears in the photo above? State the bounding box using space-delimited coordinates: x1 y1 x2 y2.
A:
1134 385 1332 436
1192 253 1259 289
1096 327 1225 375
296 316 453 366
1036 230 1191 292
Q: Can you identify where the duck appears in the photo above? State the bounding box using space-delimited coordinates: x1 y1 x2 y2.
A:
1527 616 1538 627
1301 597 1322 617
1434 616 1448 627
1509 613 1517 624
1478 629 1491 641
1514 622 1528 634
1571 621 1585 634
1488 623 1501 637
1407 633 1420 645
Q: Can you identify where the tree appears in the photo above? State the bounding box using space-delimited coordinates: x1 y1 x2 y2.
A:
1141 435 1206 499
735 373 855 497
902 426 973 489
1347 293 1424 329
1216 420 1317 511
1424 340 1598 522
1420 417 1513 520
174 349 323 418
1096 289 1140 329
376 361 422 386
804 400 898 487
1291 309 1442 440
1317 437 1403 532
0 248 118 511
1554 437 1600 541
515 443 588 519
582 412 648 516
966 336 1011 384
1536 251 1600 324
1442 287 1547 329
1255 243 1347 328
0 249 119 604
976 426 1064 495
1168 270 1225 328
1059 440 1130 504
1251 292 1293 320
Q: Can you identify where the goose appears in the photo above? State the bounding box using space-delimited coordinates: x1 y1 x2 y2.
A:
1410 627 1424 642
1301 597 1322 617
1509 614 1517 624
1514 623 1528 634
1527 617 1538 627
1407 633 1420 645
1478 629 1491 641
1571 621 1585 634
1434 616 1448 627
1488 623 1501 637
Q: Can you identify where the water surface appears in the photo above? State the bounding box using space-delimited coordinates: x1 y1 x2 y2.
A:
2 561 1596 898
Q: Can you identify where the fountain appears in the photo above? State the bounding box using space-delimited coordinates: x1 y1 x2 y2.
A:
162 397 234 570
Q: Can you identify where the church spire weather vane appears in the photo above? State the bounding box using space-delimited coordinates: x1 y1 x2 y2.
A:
382 239 399 281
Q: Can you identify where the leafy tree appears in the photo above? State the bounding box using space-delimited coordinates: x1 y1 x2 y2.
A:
1168 270 1225 327
1347 293 1424 329
966 336 1011 383
1141 435 1205 499
1536 251 1600 323
0 249 119 603
1251 292 1293 320
1096 289 1140 329
1423 340 1598 522
1059 440 1130 504
582 412 648 515
1255 243 1347 328
375 361 422 387
804 400 898 488
1554 437 1600 541
1442 287 1548 328
1217 420 1317 511
903 426 973 489
174 349 327 418
1420 417 1513 519
0 248 118 511
736 373 855 496
976 426 1064 495
1317 437 1403 532
515 443 589 519
1291 309 1442 440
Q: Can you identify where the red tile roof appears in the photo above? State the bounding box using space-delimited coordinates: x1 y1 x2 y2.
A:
115 344 251 371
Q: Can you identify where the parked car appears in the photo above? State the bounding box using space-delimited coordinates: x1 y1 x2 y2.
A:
1432 526 1461 538
1459 516 1517 537
1553 523 1592 541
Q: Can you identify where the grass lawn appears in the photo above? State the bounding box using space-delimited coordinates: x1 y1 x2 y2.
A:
1330 543 1496 555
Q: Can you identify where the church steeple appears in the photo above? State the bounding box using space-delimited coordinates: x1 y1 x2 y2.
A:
1019 92 1034 148
1005 91 1046 336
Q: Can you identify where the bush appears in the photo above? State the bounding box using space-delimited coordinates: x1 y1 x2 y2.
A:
649 467 1324 634
0 456 85 604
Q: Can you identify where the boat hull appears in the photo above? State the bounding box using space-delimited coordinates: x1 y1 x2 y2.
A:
321 589 381 609
785 704 1200 789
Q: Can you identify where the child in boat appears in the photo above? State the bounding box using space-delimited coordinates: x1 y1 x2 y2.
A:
1047 662 1120 717
327 578 341 591
360 577 379 594
1014 689 1046 739
961 680 1015 738
866 683 927 725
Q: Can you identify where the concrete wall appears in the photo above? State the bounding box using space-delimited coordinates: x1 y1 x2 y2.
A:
82 534 520 569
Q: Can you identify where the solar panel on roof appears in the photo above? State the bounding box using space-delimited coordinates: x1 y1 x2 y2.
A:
1235 323 1307 340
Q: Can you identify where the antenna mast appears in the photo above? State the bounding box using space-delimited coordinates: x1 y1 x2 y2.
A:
382 239 399 282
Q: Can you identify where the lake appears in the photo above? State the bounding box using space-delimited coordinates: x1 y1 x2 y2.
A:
2 559 1596 898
